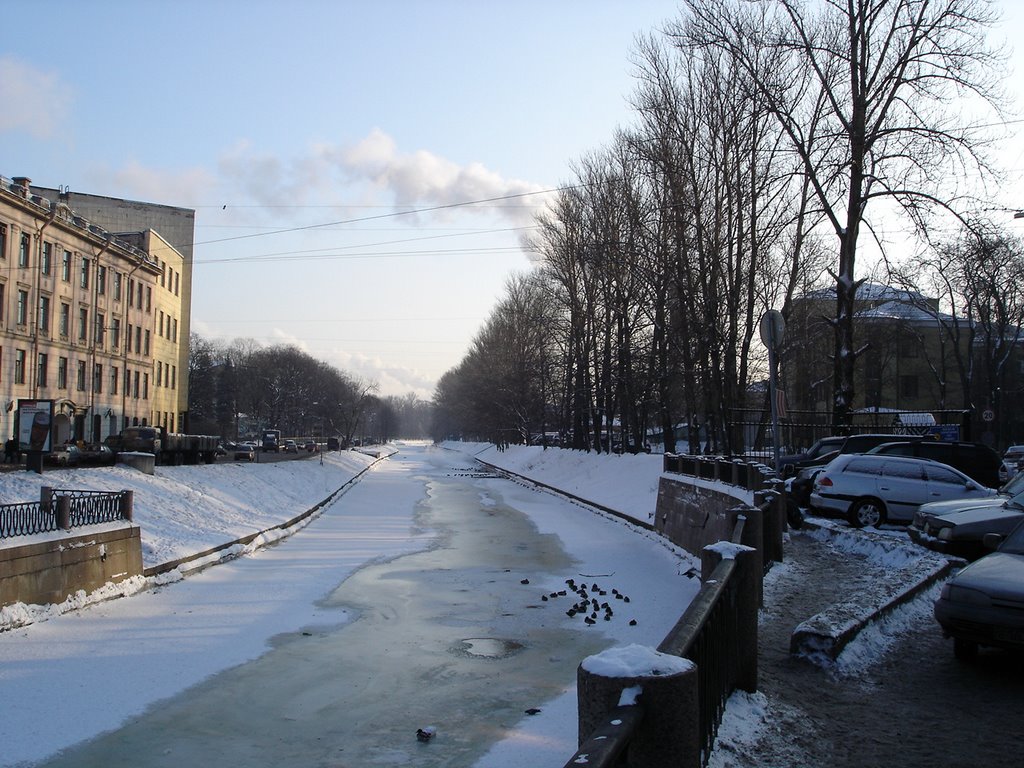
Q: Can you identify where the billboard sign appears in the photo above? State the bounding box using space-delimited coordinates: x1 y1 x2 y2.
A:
18 399 54 453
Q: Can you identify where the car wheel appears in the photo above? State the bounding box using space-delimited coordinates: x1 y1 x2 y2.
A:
953 637 978 662
848 497 886 528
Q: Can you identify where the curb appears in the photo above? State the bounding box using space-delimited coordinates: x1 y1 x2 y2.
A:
789 520 960 662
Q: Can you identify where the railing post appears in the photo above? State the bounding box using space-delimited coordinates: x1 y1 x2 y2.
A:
119 490 134 522
56 496 71 531
700 542 759 694
576 645 701 768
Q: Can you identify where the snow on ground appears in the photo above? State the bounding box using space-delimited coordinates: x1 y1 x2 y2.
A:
0 440 928 767
0 441 702 767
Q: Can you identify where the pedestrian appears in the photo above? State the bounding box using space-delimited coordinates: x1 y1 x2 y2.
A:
4 436 18 463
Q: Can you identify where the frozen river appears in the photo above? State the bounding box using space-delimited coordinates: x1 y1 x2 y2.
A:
5 444 694 767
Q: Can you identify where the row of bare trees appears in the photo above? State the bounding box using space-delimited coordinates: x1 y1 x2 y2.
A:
188 335 432 443
433 0 1011 451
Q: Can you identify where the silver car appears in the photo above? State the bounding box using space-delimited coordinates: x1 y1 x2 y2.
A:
810 453 996 527
934 518 1024 660
909 471 1024 560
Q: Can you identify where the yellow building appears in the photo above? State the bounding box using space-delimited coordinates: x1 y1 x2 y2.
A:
0 175 191 445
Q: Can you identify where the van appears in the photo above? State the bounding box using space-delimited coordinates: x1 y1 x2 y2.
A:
867 441 1001 489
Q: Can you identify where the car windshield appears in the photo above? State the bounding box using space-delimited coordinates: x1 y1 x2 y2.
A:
1000 471 1024 495
809 439 844 459
1000 520 1024 554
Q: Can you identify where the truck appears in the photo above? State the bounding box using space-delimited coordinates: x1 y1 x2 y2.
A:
261 429 282 452
106 426 220 465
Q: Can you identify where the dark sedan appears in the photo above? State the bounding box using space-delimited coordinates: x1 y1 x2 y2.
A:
934 518 1024 660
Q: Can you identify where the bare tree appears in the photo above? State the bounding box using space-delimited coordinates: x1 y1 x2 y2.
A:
685 0 1005 430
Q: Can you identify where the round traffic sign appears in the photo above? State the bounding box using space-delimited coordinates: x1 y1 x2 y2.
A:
982 408 995 422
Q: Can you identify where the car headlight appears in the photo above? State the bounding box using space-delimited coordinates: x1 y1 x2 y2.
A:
936 527 953 541
943 584 992 606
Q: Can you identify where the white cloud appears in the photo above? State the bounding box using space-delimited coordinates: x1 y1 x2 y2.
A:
94 161 218 207
0 56 73 138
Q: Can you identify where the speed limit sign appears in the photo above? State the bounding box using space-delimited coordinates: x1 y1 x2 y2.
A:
982 408 995 422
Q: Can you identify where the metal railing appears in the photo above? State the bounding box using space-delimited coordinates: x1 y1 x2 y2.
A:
0 488 133 540
566 472 766 767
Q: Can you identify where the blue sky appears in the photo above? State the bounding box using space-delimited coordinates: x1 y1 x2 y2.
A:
3 0 1023 399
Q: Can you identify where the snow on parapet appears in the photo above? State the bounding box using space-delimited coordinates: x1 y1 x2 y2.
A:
704 541 755 560
582 643 694 678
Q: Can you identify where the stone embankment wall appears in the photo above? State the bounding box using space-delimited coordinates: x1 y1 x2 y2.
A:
0 524 143 608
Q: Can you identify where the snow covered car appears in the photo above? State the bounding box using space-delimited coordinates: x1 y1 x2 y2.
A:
810 454 996 527
909 473 1024 561
934 518 1024 660
283 439 299 454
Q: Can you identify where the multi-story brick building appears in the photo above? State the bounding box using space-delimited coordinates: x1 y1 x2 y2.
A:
0 175 193 446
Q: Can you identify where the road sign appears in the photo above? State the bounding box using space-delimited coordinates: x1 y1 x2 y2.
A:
982 408 995 423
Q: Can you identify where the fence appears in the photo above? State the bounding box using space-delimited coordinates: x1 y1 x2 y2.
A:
0 488 134 540
564 457 778 768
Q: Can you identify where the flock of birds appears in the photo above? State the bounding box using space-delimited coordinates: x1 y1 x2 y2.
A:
522 576 638 627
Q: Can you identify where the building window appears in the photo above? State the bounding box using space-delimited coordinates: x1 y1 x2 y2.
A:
157 360 163 387
0 283 5 325
133 370 140 398
95 312 106 346
128 278 134 308
174 271 179 296
900 374 919 399
111 366 119 395
143 373 149 400
159 311 164 337
37 353 48 388
97 265 107 295
135 325 142 353
62 250 72 282
38 295 50 333
171 364 176 390
78 307 88 342
80 258 90 289
136 281 143 308
18 233 30 267
144 329 150 355
77 360 86 391
172 318 178 342
15 349 26 384
111 317 121 349
42 242 52 275
161 263 166 287
93 364 103 394
145 285 152 312
59 302 70 337
17 289 28 325
113 271 122 301
57 357 68 389
0 223 6 259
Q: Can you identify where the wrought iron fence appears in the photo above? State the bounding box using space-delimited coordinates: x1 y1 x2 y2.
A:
0 501 58 539
0 489 132 540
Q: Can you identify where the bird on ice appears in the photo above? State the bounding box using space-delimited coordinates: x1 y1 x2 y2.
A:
416 726 437 742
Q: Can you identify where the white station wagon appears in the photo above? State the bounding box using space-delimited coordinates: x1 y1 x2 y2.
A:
810 454 997 527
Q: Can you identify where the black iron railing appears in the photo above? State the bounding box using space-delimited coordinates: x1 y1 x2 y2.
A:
0 489 133 540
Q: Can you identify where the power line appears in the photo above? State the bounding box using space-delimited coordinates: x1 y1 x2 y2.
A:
193 185 569 247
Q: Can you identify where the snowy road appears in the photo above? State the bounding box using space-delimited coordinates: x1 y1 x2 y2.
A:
1 443 696 767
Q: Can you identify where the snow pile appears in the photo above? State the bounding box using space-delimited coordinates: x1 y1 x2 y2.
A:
582 643 694 677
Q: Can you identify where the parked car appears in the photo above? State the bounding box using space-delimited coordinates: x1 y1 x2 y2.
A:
779 436 847 479
998 445 1024 484
303 440 317 452
810 454 996 527
867 440 1001 489
933 517 1024 660
46 443 81 467
283 439 298 454
233 444 255 462
789 434 928 508
909 471 1024 560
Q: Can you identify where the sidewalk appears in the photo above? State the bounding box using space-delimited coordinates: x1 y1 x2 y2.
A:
711 524 1024 768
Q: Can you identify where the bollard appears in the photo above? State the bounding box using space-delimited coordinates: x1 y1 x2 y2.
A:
120 489 134 522
577 644 700 767
56 496 71 531
40 486 54 513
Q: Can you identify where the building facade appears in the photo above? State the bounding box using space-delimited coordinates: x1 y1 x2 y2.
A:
0 175 193 445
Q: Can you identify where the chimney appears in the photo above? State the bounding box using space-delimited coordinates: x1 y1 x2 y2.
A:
11 177 31 198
